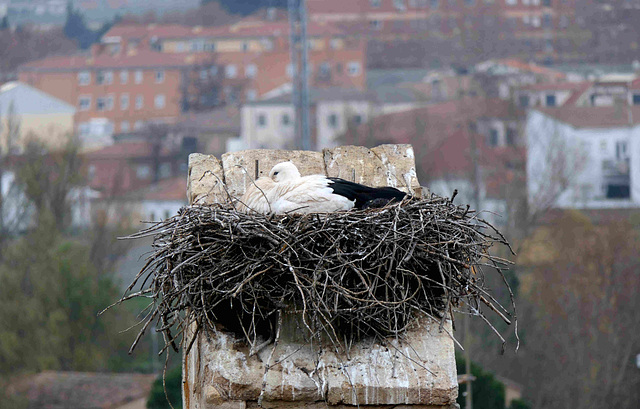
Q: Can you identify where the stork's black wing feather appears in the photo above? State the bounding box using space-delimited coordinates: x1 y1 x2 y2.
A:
327 178 407 209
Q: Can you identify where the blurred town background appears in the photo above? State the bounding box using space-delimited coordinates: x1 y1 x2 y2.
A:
1 0 639 408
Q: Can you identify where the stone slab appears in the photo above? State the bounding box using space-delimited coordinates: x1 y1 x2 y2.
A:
220 149 325 199
188 153 227 205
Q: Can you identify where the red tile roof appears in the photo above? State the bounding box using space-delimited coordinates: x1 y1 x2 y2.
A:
84 141 175 159
128 176 188 201
103 21 344 42
8 371 156 409
518 81 590 92
343 99 525 196
19 50 195 71
493 58 566 79
536 106 640 128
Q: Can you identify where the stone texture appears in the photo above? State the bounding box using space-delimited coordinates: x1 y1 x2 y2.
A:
188 153 226 205
183 318 457 409
220 149 324 199
184 145 455 409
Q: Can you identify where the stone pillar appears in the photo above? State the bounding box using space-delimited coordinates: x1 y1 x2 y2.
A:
184 145 458 409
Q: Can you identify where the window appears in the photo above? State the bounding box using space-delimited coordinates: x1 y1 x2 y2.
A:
257 114 267 127
559 15 569 28
155 70 165 83
120 121 130 132
328 113 338 128
518 95 530 107
543 0 550 6
616 141 628 160
347 62 361 76
282 113 291 126
135 70 143 84
105 95 114 110
78 71 91 85
192 39 205 52
120 70 128 84
394 0 405 10
225 64 237 78
632 94 640 105
163 210 171 220
78 95 91 111
120 93 129 110
199 69 208 80
246 89 257 101
545 94 556 107
136 165 151 180
96 70 113 85
430 0 439 8
96 97 106 111
134 120 144 130
319 62 331 77
464 0 475 5
210 66 218 76
506 128 517 146
154 94 165 109
506 0 517 4
330 38 341 49
245 64 257 78
135 95 143 110
159 163 172 179
370 20 383 30
489 129 499 146
352 114 363 125
242 42 249 52
370 0 381 7
543 14 552 28
532 16 541 27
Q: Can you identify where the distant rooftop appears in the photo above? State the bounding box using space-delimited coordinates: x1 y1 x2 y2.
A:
536 106 640 128
252 86 427 105
9 371 156 409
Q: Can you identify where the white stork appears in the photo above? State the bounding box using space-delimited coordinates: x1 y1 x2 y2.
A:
266 162 407 214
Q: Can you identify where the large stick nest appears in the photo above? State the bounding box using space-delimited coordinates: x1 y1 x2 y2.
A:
120 194 516 356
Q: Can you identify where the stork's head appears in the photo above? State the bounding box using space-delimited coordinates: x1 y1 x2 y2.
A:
269 161 301 183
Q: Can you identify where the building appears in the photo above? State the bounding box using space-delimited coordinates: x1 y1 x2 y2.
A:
307 0 586 65
239 86 427 150
526 106 640 212
101 21 368 100
343 98 526 225
83 139 188 197
474 58 567 99
18 50 200 145
0 81 75 153
515 76 640 108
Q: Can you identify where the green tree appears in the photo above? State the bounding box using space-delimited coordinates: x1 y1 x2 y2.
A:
0 219 131 374
456 353 506 409
147 366 182 409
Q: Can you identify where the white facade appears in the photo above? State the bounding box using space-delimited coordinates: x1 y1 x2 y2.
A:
240 98 423 151
526 110 640 212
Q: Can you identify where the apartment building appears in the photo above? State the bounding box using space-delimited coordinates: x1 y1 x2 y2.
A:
100 20 368 101
17 50 198 140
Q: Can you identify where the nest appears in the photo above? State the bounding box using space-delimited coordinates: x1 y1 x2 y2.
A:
119 194 516 356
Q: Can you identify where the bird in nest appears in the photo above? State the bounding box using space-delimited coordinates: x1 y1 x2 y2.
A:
237 161 408 214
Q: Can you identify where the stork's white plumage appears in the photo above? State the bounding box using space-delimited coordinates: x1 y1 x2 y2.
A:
236 176 276 213
268 162 355 214
237 161 408 215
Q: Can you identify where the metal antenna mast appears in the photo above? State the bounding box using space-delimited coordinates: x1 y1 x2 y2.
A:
288 0 311 150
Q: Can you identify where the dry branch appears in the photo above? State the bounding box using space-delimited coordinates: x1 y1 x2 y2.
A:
118 194 515 355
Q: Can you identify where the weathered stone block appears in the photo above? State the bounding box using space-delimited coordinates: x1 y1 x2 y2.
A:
188 153 226 205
